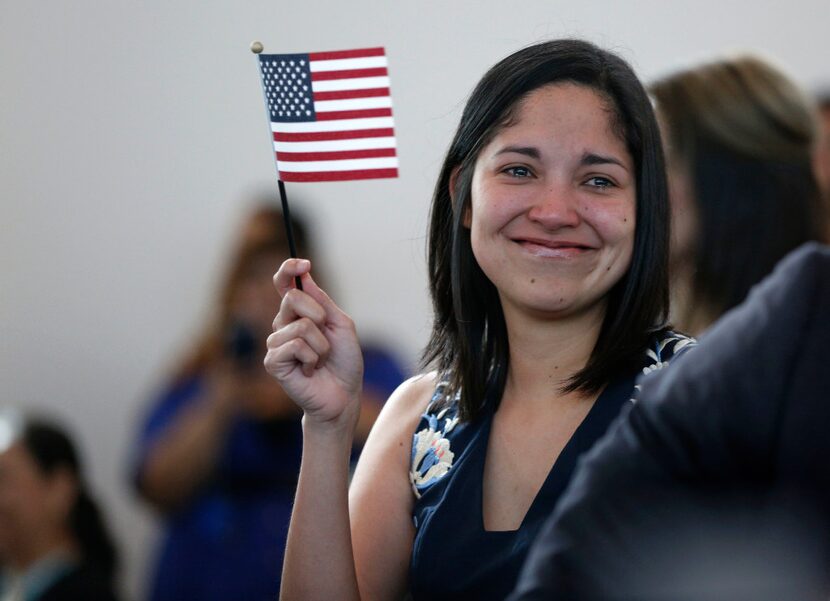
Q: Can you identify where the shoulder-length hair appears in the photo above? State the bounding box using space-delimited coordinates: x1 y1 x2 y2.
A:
422 39 670 421
651 55 825 330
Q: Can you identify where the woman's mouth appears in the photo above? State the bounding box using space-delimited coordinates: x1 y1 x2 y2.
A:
513 237 595 258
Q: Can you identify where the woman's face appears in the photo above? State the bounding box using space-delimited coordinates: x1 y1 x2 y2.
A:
659 124 699 272
467 83 636 319
231 250 286 337
0 442 70 563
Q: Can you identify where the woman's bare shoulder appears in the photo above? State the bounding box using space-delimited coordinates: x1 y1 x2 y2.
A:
360 371 439 450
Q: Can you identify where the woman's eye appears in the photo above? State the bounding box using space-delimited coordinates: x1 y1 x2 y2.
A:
586 176 615 189
503 166 533 178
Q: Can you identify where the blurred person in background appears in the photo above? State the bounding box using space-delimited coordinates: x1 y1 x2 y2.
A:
814 92 830 216
651 55 826 335
0 409 120 601
132 204 406 601
814 93 830 186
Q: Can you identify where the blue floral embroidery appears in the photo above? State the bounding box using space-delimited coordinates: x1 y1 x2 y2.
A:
410 385 460 498
631 331 696 402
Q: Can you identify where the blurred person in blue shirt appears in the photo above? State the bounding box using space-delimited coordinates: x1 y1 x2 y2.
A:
132 205 406 601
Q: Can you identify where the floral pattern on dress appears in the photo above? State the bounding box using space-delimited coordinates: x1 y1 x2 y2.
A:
410 386 460 498
631 331 696 402
409 332 696 496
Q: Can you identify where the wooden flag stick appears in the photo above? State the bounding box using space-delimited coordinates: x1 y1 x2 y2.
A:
252 40 303 291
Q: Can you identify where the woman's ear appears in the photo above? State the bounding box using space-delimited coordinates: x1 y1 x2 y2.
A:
449 166 472 228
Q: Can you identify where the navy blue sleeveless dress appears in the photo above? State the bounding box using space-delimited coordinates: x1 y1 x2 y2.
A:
408 332 694 600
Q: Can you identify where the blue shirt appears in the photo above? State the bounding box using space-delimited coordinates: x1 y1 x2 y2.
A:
134 344 407 601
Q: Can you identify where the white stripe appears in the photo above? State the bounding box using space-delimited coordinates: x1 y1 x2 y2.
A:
272 117 395 133
274 137 397 152
311 77 390 92
309 56 387 72
313 97 392 112
277 157 399 173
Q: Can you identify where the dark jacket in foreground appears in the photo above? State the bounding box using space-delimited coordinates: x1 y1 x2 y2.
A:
509 242 830 601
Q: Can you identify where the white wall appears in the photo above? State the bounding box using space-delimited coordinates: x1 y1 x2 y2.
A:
2 1 828 598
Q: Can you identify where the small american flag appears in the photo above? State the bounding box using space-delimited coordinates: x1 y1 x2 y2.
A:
257 47 398 183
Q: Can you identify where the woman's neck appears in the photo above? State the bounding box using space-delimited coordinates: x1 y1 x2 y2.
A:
8 530 77 573
669 261 712 337
501 301 605 407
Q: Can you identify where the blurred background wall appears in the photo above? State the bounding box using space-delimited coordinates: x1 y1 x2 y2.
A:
2 1 828 598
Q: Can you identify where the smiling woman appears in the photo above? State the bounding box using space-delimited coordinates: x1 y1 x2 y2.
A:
468 83 636 321
264 39 695 601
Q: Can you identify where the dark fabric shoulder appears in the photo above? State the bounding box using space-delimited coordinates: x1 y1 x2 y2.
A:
38 566 119 601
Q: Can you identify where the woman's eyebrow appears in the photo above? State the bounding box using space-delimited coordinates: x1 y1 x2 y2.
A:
494 145 541 159
581 152 628 171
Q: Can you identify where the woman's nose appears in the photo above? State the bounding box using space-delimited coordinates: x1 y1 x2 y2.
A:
526 184 581 229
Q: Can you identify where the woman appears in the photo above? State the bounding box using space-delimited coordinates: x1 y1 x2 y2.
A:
134 206 405 601
650 56 826 335
0 412 119 601
265 39 693 600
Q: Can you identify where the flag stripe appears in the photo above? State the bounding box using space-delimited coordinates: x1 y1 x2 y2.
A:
274 137 397 152
308 47 385 61
311 77 390 92
271 116 394 134
311 67 388 82
312 88 391 101
276 148 397 162
315 108 392 121
313 97 392 112
274 128 395 142
309 56 387 72
281 168 398 182
277 157 398 173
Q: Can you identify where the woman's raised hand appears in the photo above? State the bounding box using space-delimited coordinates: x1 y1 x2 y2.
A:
264 259 364 431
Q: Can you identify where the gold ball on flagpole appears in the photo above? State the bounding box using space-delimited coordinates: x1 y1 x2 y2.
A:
250 40 264 54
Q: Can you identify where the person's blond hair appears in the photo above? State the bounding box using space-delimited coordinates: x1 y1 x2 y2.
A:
651 55 825 332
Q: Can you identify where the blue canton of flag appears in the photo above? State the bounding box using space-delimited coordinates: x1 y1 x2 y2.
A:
261 54 317 123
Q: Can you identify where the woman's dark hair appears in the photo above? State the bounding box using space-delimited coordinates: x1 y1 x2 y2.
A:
22 420 119 584
651 56 825 330
422 39 670 420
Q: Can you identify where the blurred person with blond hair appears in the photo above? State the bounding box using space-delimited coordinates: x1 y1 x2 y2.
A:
651 55 826 335
132 205 406 601
814 92 830 193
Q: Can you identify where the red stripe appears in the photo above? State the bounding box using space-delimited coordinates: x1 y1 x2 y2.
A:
309 47 385 61
311 67 387 81
276 148 397 162
273 128 395 142
280 168 398 183
315 108 392 121
313 88 391 101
